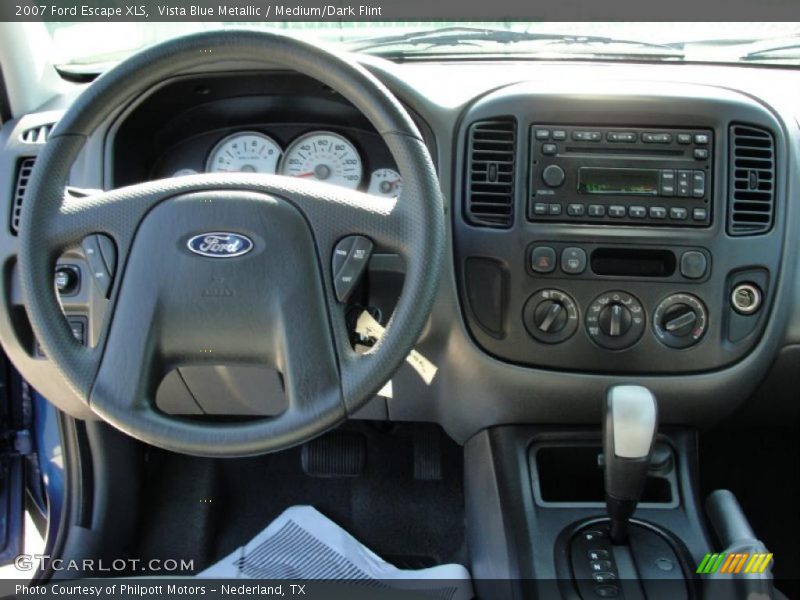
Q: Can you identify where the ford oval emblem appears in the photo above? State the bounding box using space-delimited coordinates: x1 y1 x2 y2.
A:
187 232 253 258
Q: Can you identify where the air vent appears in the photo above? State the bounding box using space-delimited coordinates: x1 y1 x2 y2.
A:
728 124 775 236
465 118 516 228
11 158 35 235
20 123 55 144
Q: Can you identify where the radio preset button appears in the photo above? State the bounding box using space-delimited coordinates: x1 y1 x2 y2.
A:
542 164 566 187
567 203 586 216
549 204 562 215
588 205 606 217
649 206 668 219
628 206 647 219
608 205 626 218
533 203 548 215
677 133 692 144
561 247 587 275
542 143 558 156
535 129 551 140
670 207 689 220
531 246 557 274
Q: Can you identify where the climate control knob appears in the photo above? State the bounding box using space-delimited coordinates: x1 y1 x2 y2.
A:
523 289 579 344
653 293 708 349
586 291 645 350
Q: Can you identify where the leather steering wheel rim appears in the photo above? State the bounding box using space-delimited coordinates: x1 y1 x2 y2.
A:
17 30 444 457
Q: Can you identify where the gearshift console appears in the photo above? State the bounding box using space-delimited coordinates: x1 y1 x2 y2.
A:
603 385 658 543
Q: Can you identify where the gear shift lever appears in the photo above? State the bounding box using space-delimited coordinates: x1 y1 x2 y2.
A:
603 385 658 544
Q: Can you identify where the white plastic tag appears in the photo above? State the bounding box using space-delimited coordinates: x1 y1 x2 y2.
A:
356 311 438 385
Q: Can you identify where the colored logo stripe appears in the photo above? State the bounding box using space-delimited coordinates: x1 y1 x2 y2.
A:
697 552 772 575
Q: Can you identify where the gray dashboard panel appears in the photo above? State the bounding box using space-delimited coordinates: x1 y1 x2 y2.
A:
0 57 798 440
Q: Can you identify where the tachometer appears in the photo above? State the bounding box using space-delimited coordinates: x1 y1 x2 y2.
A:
206 132 282 174
280 131 362 189
368 168 402 197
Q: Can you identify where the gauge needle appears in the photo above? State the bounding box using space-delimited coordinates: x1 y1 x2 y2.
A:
294 172 316 178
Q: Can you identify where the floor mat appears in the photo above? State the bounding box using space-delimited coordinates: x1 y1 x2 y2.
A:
133 423 466 574
199 505 472 599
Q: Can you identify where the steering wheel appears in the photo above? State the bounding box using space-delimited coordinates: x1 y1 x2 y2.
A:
18 31 444 457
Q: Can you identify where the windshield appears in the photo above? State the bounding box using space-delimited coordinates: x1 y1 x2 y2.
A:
47 22 800 70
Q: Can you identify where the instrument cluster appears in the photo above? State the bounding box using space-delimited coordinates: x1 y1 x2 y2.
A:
163 128 402 199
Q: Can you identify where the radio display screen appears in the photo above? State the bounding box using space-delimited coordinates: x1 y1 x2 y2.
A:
578 167 659 196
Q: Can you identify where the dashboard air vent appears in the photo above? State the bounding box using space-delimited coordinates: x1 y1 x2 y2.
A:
20 123 55 144
466 118 516 228
728 124 775 236
11 158 35 235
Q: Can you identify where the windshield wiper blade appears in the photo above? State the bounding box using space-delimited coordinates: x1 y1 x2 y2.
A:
740 41 800 61
352 26 683 56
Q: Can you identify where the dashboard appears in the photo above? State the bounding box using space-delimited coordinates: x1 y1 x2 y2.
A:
1 57 799 441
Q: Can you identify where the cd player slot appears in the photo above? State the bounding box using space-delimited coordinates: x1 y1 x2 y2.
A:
563 146 684 157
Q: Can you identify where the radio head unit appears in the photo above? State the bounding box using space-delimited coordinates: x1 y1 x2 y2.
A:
529 125 713 227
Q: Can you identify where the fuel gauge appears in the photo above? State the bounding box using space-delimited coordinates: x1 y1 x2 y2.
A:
368 168 402 198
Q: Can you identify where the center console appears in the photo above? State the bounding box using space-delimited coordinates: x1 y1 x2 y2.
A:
454 84 783 375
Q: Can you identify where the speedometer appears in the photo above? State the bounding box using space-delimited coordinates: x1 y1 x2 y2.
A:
279 131 363 190
206 132 282 174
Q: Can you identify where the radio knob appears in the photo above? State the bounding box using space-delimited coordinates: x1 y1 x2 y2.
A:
598 303 633 337
542 165 566 188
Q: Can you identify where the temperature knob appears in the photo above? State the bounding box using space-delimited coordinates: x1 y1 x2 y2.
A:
523 289 579 344
653 293 708 349
586 291 645 350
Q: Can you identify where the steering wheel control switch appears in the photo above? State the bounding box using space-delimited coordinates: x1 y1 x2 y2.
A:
332 236 374 303
80 234 117 298
585 291 645 350
731 283 762 315
523 289 579 344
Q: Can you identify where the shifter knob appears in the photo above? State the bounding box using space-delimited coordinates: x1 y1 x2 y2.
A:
603 385 658 544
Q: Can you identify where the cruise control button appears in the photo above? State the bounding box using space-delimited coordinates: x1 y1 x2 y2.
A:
332 236 374 302
591 560 613 572
588 205 606 217
531 246 557 273
588 550 610 561
594 585 619 598
670 207 688 220
561 247 587 275
593 572 617 583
